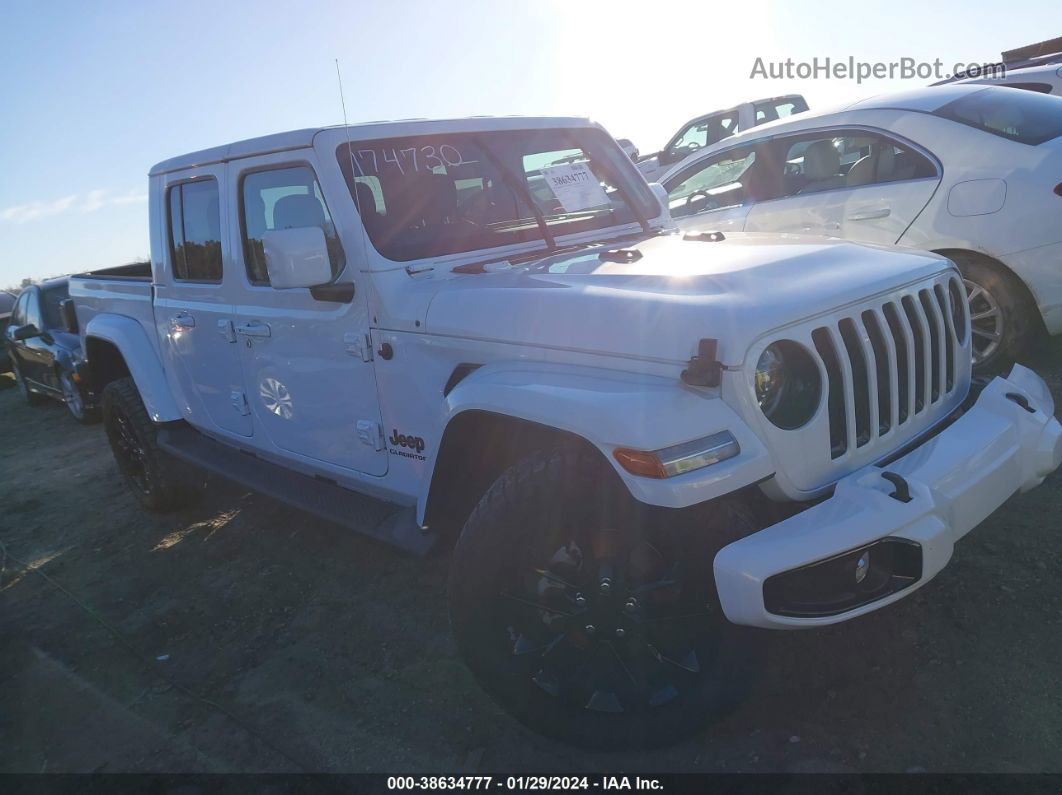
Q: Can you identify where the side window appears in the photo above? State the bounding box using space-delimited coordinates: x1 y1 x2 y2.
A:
23 290 42 330
667 111 741 161
665 147 759 218
241 165 344 285
770 132 937 198
754 97 807 124
168 179 223 282
11 292 27 326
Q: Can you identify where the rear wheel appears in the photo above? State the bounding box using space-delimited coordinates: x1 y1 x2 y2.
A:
947 253 1038 372
102 377 201 511
449 445 765 749
12 362 46 406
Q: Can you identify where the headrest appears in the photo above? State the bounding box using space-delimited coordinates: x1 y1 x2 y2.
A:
354 183 378 214
803 141 841 180
845 144 897 187
272 193 326 230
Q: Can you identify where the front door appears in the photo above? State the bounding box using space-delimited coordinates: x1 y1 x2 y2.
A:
15 289 54 388
153 169 252 437
662 143 761 234
230 157 386 476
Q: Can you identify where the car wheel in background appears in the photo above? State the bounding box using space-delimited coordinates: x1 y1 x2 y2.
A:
61 371 99 425
101 377 201 511
13 362 46 406
946 252 1039 373
449 444 766 749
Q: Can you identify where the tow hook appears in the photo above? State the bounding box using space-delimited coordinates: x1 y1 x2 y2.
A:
1005 392 1036 413
881 471 913 503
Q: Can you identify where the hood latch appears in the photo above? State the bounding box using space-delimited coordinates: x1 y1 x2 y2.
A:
681 338 723 387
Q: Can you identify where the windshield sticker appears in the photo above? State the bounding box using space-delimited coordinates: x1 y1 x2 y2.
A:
351 145 478 176
540 162 609 213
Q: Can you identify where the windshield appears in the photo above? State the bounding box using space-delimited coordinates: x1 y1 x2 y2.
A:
934 87 1062 145
336 128 655 262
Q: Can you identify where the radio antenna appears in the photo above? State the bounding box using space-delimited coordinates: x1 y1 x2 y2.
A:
335 58 373 273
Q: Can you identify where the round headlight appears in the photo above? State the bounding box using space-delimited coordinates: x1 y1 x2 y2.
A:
754 341 822 430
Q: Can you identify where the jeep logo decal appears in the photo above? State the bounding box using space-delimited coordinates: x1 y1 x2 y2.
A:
389 429 425 454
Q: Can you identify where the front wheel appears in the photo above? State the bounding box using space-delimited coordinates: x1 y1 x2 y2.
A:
101 377 201 511
449 445 765 749
61 371 99 424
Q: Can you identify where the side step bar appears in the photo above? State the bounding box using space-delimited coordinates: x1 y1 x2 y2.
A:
157 425 436 557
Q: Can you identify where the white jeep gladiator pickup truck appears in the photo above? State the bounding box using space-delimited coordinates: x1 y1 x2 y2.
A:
69 116 1062 749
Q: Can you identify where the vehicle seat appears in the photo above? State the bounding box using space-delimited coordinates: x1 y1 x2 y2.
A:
846 144 896 187
272 193 326 229
354 182 384 235
797 141 846 194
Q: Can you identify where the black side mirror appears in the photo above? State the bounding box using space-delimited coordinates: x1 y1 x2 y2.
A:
60 298 79 334
12 323 40 341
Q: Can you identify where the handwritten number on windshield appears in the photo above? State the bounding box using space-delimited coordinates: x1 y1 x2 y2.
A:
354 144 477 175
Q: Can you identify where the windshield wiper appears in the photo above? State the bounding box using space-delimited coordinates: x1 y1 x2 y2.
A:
471 135 557 251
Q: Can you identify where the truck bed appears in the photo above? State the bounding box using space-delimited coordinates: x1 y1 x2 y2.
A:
68 262 159 363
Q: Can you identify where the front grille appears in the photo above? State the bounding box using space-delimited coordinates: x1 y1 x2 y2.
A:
810 275 967 460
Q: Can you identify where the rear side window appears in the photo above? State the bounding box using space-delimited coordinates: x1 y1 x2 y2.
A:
240 165 344 285
934 87 1062 145
168 179 223 282
39 284 69 329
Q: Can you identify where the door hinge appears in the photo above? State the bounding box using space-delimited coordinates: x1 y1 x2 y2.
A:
356 420 385 451
230 390 250 416
344 331 373 362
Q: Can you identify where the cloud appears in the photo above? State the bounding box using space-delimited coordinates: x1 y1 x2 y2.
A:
1 189 147 224
0 194 79 223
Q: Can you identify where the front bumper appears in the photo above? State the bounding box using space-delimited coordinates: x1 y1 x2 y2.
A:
714 365 1062 629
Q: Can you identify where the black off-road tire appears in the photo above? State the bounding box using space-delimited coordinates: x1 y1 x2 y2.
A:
947 252 1039 373
101 377 201 511
12 362 47 406
448 444 766 749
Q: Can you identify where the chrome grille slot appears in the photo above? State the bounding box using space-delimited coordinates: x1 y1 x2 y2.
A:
901 295 929 414
810 276 967 462
919 289 943 403
934 283 955 392
811 327 848 459
861 310 892 435
882 303 911 424
838 318 872 448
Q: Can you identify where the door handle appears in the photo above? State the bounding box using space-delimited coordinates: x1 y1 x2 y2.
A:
847 208 891 221
236 321 271 338
170 312 195 330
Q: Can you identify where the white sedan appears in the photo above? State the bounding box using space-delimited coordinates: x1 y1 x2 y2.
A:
659 84 1062 369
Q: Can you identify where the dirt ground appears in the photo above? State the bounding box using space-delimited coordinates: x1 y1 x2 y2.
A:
1 342 1061 774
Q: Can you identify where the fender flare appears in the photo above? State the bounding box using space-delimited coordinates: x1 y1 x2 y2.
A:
417 360 774 523
84 313 181 422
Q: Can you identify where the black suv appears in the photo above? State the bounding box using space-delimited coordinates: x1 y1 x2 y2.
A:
6 278 98 423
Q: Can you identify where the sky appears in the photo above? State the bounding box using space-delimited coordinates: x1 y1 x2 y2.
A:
1 0 1058 287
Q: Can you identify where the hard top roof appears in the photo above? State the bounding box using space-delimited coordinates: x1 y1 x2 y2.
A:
149 115 597 177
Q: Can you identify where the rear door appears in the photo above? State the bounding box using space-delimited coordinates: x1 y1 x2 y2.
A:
229 155 386 476
153 169 252 437
744 128 941 243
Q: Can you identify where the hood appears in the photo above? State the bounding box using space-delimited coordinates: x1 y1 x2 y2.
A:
425 233 955 366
